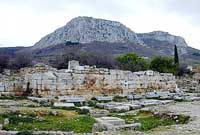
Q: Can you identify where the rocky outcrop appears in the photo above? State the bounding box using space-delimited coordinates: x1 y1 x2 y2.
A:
137 31 188 55
137 31 188 47
32 16 141 50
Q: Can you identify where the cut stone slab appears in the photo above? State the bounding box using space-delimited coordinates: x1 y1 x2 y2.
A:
93 117 141 132
133 94 143 100
79 106 91 110
125 103 142 110
95 96 113 101
58 96 86 103
90 109 109 117
160 100 174 105
53 102 75 108
28 96 54 103
95 117 125 126
104 103 122 110
145 92 160 99
110 105 130 113
96 103 105 109
173 95 184 101
159 94 173 100
184 96 200 102
139 100 162 107
128 94 143 100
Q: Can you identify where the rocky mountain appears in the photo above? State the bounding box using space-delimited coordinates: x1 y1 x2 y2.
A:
137 31 188 55
32 16 142 50
1 16 199 65
32 16 192 55
137 31 188 47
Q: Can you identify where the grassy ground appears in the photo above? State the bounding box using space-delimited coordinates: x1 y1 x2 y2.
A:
113 111 190 131
0 111 95 133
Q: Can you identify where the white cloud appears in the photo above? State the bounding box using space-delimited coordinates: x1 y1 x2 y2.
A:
0 0 199 49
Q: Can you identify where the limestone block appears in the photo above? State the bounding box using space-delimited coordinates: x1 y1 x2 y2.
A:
139 99 162 107
95 117 125 126
110 105 130 113
58 96 86 103
104 103 122 110
54 102 75 108
95 96 113 101
124 103 142 110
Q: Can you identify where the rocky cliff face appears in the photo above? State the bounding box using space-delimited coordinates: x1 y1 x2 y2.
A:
137 31 188 55
137 31 188 47
32 16 141 50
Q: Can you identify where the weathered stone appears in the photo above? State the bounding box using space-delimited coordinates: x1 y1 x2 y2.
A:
79 106 91 111
126 103 142 110
184 96 200 102
110 105 130 113
145 92 160 99
160 100 174 105
0 124 2 130
104 103 121 110
173 95 184 101
139 100 162 107
58 96 86 103
95 96 113 102
4 118 9 125
0 60 177 97
93 117 140 132
127 94 143 100
28 97 54 103
53 102 75 108
90 109 109 117
96 117 126 126
96 103 105 109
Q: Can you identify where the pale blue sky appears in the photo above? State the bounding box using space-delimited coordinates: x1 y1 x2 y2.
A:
0 0 199 49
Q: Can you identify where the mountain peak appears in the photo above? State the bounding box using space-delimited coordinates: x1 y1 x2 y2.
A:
32 16 141 50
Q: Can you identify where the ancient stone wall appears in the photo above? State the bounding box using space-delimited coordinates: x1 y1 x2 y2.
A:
23 61 177 97
0 61 177 97
193 73 200 91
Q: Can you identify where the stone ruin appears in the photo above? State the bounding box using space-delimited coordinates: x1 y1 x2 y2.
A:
0 60 177 98
193 73 200 92
176 73 200 92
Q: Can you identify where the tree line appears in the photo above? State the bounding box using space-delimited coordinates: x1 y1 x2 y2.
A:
0 45 190 76
0 52 32 73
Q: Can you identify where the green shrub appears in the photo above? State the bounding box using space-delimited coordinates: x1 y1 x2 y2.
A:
87 100 97 107
77 109 89 115
74 102 82 107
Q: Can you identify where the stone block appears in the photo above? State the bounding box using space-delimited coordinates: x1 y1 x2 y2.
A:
53 102 75 108
95 117 125 126
110 105 130 113
58 96 86 103
95 96 113 101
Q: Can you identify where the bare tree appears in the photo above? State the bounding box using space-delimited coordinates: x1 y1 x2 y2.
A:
0 54 9 73
10 52 33 69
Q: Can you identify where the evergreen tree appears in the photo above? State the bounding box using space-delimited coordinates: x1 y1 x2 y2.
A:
174 45 179 65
